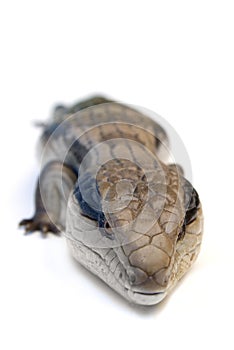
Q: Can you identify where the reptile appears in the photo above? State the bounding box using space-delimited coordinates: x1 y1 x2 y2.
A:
19 96 203 305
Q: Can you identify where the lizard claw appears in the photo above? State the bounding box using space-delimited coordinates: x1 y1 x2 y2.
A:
19 214 60 236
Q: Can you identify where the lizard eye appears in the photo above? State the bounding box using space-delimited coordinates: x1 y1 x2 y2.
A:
184 188 200 226
104 220 113 234
178 187 200 241
104 220 111 231
102 220 115 240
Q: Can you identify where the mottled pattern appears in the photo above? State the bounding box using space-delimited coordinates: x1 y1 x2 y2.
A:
20 96 203 305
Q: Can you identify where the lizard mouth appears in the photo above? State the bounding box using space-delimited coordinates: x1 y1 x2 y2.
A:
126 289 166 305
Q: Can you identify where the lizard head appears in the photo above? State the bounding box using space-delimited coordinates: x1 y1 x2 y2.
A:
67 157 203 305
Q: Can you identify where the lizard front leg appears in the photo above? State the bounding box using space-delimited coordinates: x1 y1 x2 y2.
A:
19 161 77 236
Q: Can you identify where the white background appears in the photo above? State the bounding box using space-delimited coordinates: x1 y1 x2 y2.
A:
1 1 234 349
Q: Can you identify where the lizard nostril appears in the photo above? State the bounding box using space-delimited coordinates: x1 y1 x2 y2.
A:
128 272 136 284
127 267 148 285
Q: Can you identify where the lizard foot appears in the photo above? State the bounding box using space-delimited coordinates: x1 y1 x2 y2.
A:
19 213 60 236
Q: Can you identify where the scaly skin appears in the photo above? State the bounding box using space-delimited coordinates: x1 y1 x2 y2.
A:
20 96 203 305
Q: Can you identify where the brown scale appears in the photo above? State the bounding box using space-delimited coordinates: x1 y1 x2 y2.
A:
95 159 153 233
